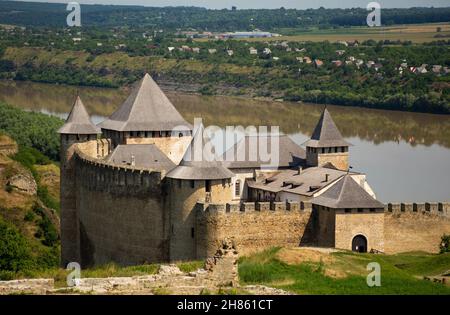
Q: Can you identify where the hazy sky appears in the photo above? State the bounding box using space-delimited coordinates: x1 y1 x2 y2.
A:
15 0 450 9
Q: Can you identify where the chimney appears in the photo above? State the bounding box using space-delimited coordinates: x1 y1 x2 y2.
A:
297 166 303 175
131 155 136 167
325 174 330 182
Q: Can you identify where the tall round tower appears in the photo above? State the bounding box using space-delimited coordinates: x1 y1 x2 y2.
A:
166 124 234 261
58 96 101 267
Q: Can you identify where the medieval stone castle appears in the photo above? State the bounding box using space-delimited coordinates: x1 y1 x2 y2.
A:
59 73 449 267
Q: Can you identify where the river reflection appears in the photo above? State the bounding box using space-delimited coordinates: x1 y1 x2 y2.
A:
0 80 449 202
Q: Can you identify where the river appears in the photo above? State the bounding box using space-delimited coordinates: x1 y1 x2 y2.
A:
0 80 449 203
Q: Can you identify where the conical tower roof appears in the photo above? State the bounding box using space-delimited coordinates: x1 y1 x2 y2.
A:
303 108 351 148
312 175 384 209
58 96 101 135
166 124 234 180
98 73 192 132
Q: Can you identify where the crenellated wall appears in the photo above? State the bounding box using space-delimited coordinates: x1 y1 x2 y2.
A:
195 201 316 259
73 146 170 267
195 201 450 258
384 202 450 217
383 202 450 254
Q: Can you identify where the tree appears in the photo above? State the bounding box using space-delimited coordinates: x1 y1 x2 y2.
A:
0 219 34 272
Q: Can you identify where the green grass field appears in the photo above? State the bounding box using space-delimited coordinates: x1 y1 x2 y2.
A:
238 248 450 295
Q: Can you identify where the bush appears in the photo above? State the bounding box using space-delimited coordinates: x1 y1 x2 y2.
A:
5 184 13 193
37 185 59 212
33 204 59 247
0 219 34 272
13 146 51 171
440 234 450 254
24 210 35 222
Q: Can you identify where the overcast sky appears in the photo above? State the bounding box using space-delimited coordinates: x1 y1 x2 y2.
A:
15 0 450 9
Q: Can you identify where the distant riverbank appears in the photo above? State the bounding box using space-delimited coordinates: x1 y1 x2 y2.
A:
1 43 449 114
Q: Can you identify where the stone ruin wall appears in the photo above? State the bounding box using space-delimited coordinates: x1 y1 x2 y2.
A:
74 147 170 267
383 202 450 254
195 201 316 259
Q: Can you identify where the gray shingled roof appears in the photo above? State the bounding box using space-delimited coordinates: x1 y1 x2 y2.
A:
247 165 354 197
166 124 234 180
98 73 192 132
312 175 384 209
222 135 305 169
105 144 175 172
302 108 351 148
58 96 101 135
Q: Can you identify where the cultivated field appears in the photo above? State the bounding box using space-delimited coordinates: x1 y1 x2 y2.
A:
196 22 450 43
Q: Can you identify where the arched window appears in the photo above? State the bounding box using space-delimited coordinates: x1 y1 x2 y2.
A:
235 180 241 197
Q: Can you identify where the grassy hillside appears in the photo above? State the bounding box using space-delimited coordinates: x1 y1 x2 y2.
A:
1 42 449 114
239 248 450 295
0 131 61 280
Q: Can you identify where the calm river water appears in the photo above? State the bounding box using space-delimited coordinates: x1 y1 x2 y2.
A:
0 80 449 203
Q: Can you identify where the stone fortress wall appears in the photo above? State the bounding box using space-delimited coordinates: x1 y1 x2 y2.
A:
196 201 316 258
384 202 450 254
196 201 450 258
73 146 170 267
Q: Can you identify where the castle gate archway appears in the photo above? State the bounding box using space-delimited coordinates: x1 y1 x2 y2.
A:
352 235 368 253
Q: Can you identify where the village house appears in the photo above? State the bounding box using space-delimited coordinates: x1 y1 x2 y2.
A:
263 48 272 55
303 56 312 64
432 65 442 74
314 59 324 68
416 64 428 74
181 45 192 52
332 60 343 67
249 47 258 55
374 63 383 71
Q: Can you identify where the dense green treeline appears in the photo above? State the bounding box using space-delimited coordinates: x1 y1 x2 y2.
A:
0 102 63 160
0 1 449 30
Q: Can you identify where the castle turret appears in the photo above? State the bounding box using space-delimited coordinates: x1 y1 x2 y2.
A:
303 108 351 171
58 96 100 267
166 124 234 261
98 73 192 164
